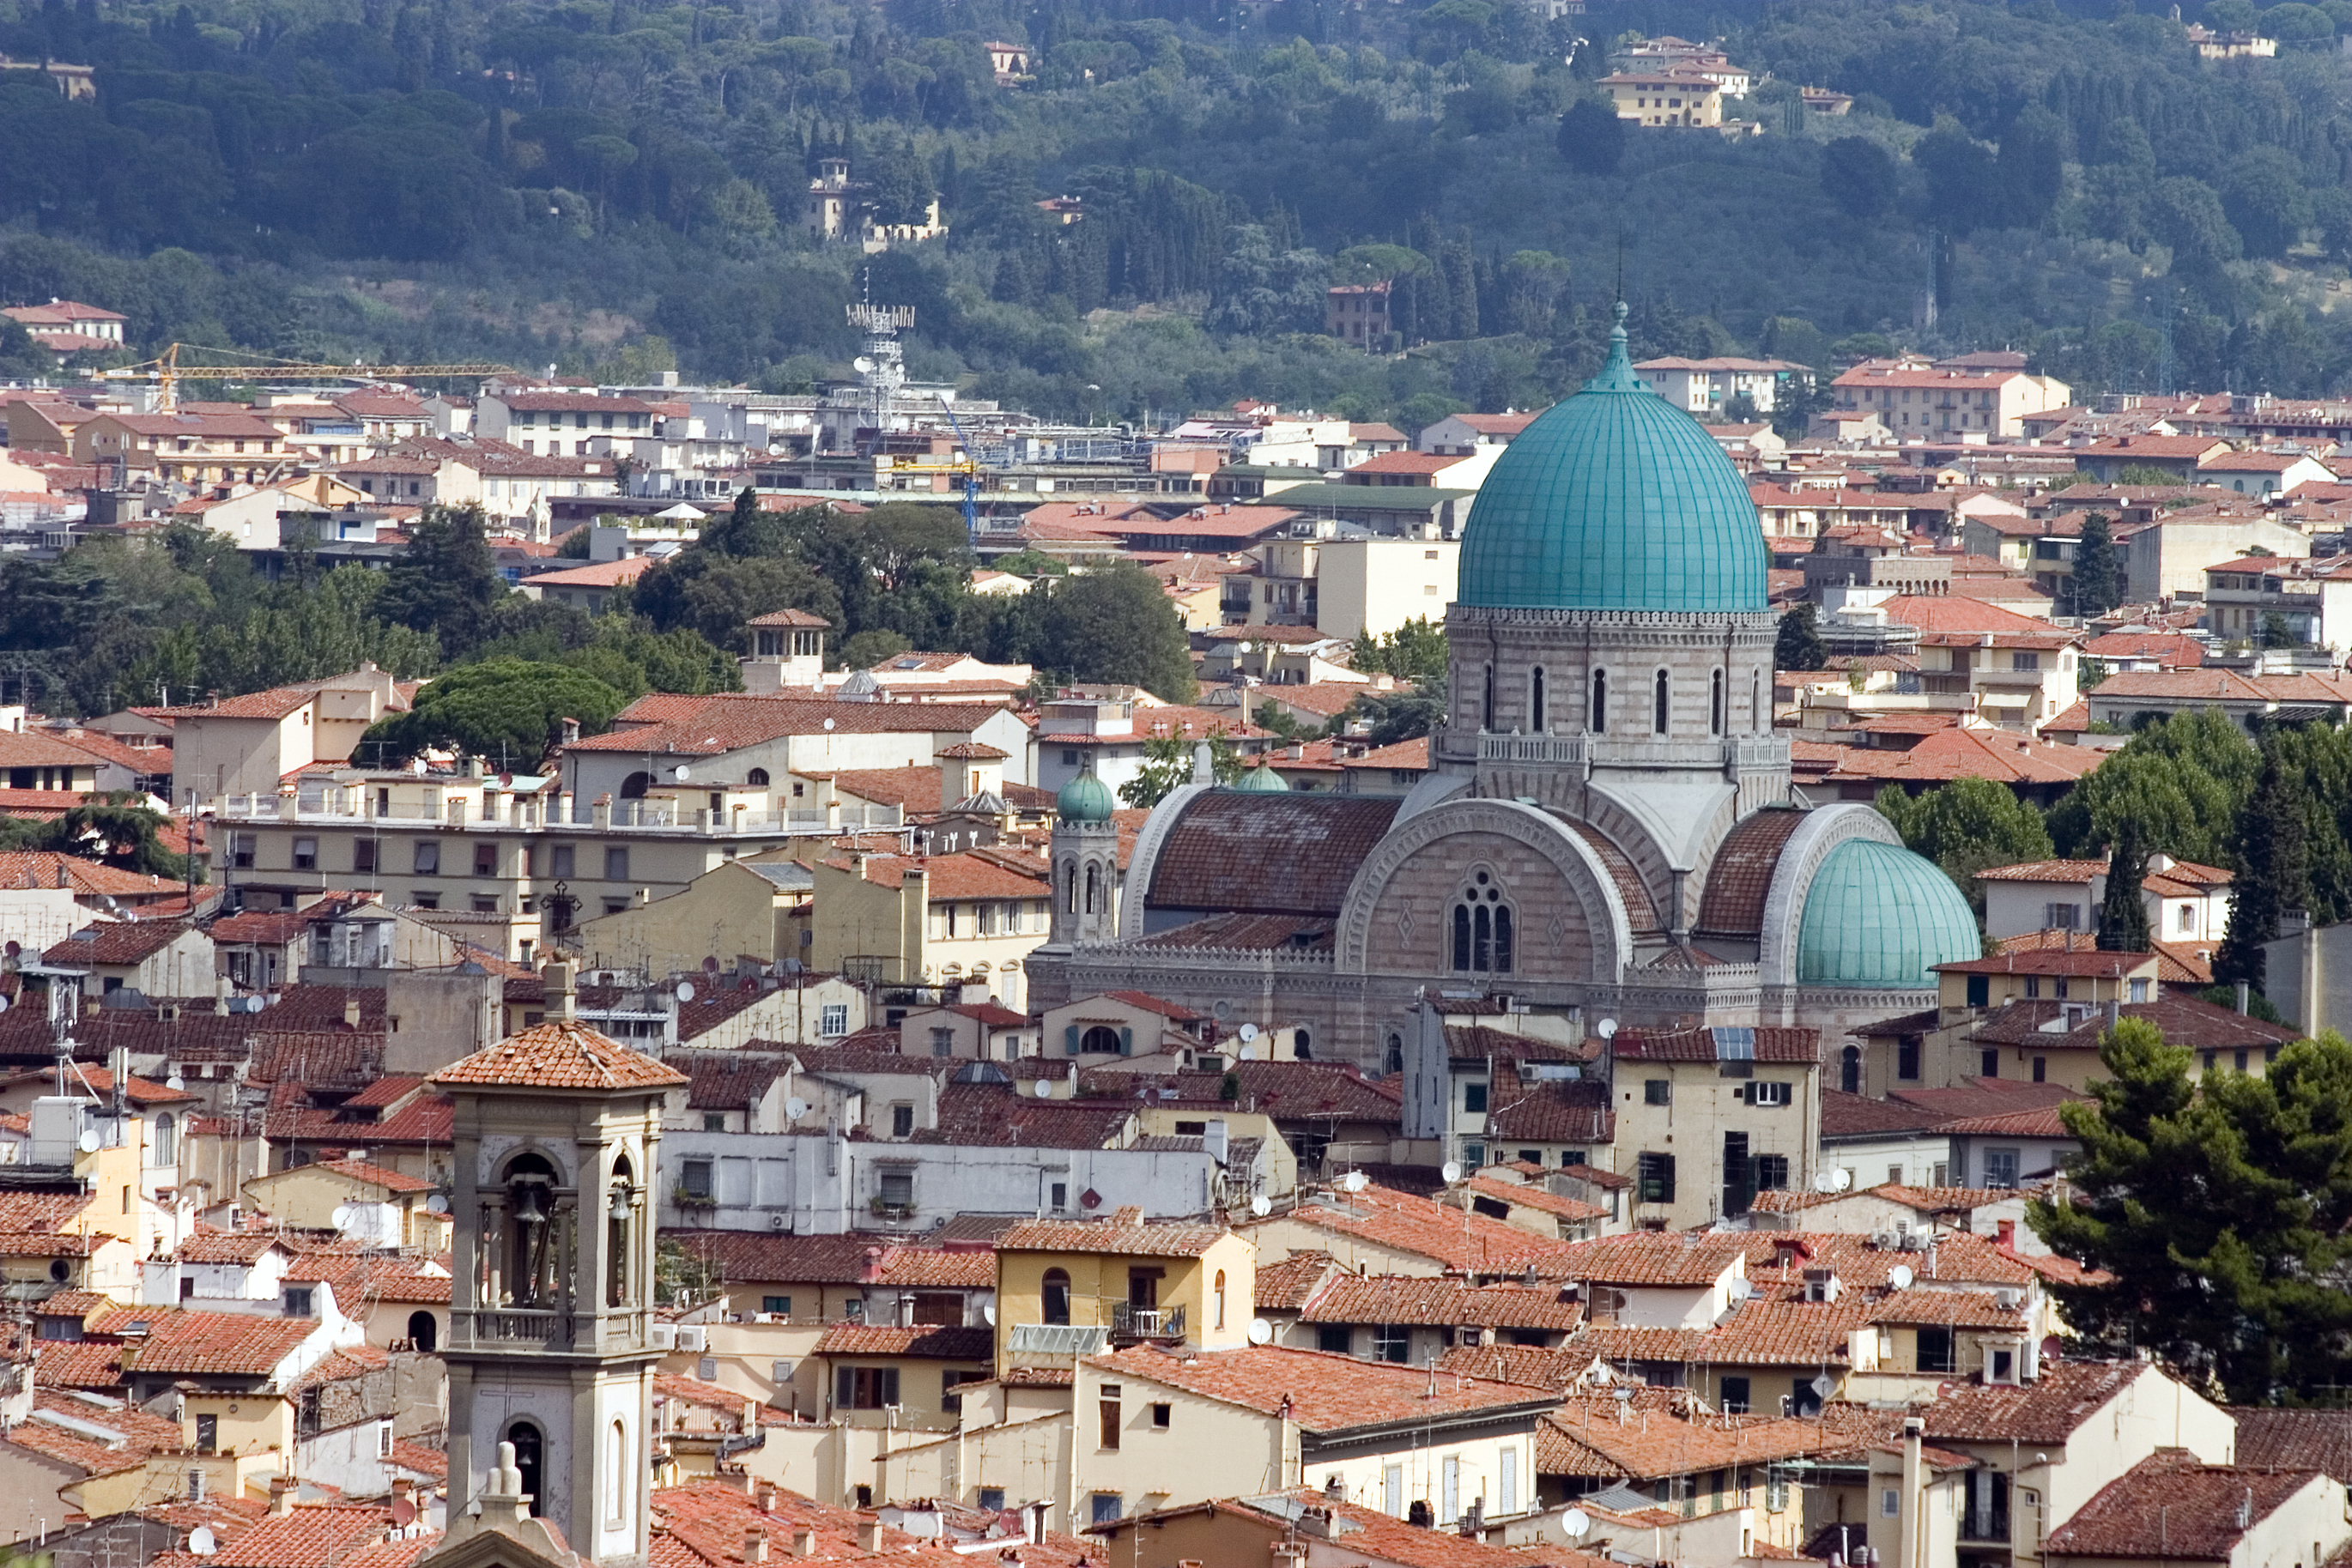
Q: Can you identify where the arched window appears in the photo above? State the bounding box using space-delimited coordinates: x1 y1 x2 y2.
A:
1041 1268 1071 1325
1653 669 1670 736
504 1420 545 1516
1081 1026 1122 1055
500 1151 560 1309
747 767 770 787
1710 670 1725 736
406 1310 438 1353
1841 1044 1861 1095
607 1419 628 1526
1385 1033 1404 1075
619 772 651 800
1531 667 1546 733
1590 669 1607 733
1294 1028 1311 1061
1449 871 1514 974
1083 863 1100 915
1751 669 1761 732
1062 862 1077 915
1214 1269 1228 1329
605 1153 635 1309
153 1112 175 1166
1481 663 1496 731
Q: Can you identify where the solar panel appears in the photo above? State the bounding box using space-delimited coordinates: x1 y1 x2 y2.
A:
1712 1026 1755 1061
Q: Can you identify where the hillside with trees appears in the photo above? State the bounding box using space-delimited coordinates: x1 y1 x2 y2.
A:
12 0 2352 422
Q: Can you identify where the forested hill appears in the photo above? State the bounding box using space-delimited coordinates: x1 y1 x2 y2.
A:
9 0 2352 422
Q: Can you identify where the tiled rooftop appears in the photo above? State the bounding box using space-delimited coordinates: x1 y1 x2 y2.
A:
431 1020 689 1090
1086 1343 1553 1433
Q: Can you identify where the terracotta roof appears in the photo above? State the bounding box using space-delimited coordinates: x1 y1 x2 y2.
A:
2228 1408 2352 1482
1863 1289 2027 1329
869 1247 997 1289
995 1216 1228 1257
1197 1491 1598 1568
810 1323 995 1359
146 1504 410 1568
86 1306 318 1377
2044 1450 2318 1559
1922 1359 2150 1444
570 693 1012 754
1251 1252 1335 1312
0 851 198 898
1436 1343 1589 1392
1613 1026 1820 1064
658 1232 898 1285
915 1084 1137 1148
1088 1343 1553 1432
1462 1174 1606 1221
1482 1081 1615 1145
1528 1232 1752 1287
430 1020 689 1090
1259 1182 1573 1273
1145 793 1403 917
1820 1089 1950 1139
43 921 198 967
1301 1276 1584 1329
176 1226 289 1264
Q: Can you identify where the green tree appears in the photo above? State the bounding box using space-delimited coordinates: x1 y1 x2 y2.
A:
2072 512 2122 616
2046 710 2258 864
840 628 913 669
1774 603 1828 672
1118 730 1242 808
2029 1023 2352 1402
361 660 627 767
2262 611 2299 650
1875 778 2055 914
1032 567 1197 701
378 504 506 658
2221 147 2310 263
1555 98 1623 176
2216 743 2312 995
1352 618 1448 685
2097 818 2151 952
0 791 203 882
1820 137 1898 220
1355 685 1445 746
1255 700 1311 741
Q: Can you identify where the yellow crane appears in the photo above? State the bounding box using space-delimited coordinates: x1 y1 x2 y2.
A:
96 342 518 411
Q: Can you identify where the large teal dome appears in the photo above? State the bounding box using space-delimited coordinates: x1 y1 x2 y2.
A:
1458 305 1768 613
1796 838 1981 989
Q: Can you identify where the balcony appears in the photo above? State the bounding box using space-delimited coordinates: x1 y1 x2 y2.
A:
462 1308 571 1347
1961 1510 2010 1544
1109 1303 1186 1345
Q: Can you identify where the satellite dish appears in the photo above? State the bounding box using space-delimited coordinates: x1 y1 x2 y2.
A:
1246 1317 1272 1345
0 996 9 1014
982 1303 997 1324
1235 641 1253 655
1727 1280 1752 1303
853 357 876 373
676 982 695 1003
1595 1018 1617 1041
426 1194 450 1214
1237 1024 1258 1042
1249 1195 1272 1217
822 717 835 731
785 1098 810 1120
1812 1170 1841 1195
1342 1171 1369 1193
671 765 690 783
165 1074 184 1091
1561 1510 1591 1541
2 941 15 959
390 1496 417 1529
1079 1188 1101 1209
703 956 722 975
331 1205 354 1231
1831 1169 1852 1192
1613 1387 1634 1402
188 1528 218 1556
1034 1080 1054 1099
1440 1160 1462 1184
76 1129 100 1154
1888 1263 1915 1290
1811 1373 1838 1399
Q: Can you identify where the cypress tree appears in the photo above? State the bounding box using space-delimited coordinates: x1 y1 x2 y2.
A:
2216 744 2311 992
2097 817 2151 953
2073 512 2123 615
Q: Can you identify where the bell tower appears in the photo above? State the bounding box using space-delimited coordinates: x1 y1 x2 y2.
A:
430 982 689 1568
1048 765 1120 945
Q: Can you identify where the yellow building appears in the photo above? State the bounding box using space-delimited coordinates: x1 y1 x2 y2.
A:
811 1323 997 1433
806 849 1052 1008
242 1157 452 1251
992 1208 1256 1378
1600 71 1723 127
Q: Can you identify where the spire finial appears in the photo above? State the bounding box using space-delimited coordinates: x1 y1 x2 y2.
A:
1585 300 1641 393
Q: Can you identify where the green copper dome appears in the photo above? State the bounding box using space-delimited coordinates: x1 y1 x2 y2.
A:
1457 304 1768 613
1057 770 1116 822
1231 761 1290 793
1796 838 1981 989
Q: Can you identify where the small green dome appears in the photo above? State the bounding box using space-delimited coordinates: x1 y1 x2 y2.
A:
1231 762 1290 793
1057 770 1116 822
1796 838 1981 989
1457 304 1768 614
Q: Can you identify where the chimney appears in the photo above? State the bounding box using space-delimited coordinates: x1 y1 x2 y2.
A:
342 1000 361 1029
561 716 581 746
542 960 577 1020
756 1483 778 1513
743 1531 769 1563
270 1476 295 1517
858 1519 883 1552
791 1529 816 1558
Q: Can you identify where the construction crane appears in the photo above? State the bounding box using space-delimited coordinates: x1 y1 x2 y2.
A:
96 342 518 412
933 393 985 546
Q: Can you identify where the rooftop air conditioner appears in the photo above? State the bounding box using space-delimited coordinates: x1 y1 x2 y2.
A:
650 1324 677 1351
677 1325 708 1353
